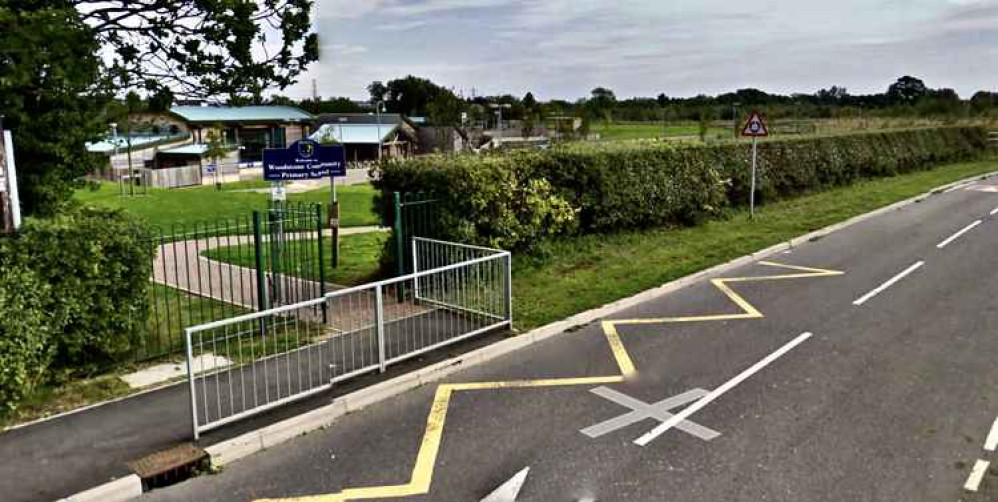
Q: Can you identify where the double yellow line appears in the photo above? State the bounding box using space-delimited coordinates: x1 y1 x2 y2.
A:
259 261 842 502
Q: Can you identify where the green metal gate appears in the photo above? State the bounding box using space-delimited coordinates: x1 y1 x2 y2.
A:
143 202 326 361
391 191 439 277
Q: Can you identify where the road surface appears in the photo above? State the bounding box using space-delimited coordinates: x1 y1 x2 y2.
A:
143 177 998 501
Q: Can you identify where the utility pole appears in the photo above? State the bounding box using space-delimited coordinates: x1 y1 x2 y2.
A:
489 103 511 145
376 100 385 161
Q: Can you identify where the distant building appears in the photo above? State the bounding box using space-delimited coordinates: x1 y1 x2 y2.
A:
311 113 418 162
169 105 314 163
87 105 315 188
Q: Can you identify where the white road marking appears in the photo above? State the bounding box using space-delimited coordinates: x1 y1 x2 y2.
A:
581 387 719 441
852 261 925 306
964 459 990 492
633 332 813 447
991 207 998 216
481 467 530 502
937 220 982 249
985 416 998 452
944 183 971 193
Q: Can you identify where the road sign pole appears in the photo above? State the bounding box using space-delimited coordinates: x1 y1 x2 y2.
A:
750 136 758 219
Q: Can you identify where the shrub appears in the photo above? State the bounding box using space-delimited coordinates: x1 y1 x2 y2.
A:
12 206 153 370
0 248 52 413
374 127 988 251
376 152 577 250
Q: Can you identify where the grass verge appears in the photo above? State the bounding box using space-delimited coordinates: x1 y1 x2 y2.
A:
74 181 380 229
512 157 998 330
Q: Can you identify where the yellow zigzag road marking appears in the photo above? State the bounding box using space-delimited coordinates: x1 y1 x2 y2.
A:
256 261 842 502
603 261 843 377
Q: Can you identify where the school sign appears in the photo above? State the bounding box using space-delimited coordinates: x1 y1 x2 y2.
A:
262 140 346 181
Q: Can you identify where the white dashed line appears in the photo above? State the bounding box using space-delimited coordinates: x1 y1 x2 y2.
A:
633 332 813 447
937 220 982 249
985 416 998 452
991 207 998 216
964 459 990 492
853 261 925 306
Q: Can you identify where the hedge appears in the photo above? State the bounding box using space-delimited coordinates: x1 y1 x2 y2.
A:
0 206 153 412
0 250 52 414
373 127 988 250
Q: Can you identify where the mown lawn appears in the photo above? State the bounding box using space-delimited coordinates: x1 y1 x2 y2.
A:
74 181 381 230
511 157 998 330
202 231 389 287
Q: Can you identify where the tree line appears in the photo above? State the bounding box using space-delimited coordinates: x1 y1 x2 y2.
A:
277 75 997 127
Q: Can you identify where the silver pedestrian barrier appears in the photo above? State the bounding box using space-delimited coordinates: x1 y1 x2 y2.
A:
185 238 512 439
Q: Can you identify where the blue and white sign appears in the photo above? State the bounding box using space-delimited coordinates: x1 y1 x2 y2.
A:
263 140 346 181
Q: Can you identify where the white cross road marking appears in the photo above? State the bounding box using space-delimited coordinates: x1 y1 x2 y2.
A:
580 387 720 441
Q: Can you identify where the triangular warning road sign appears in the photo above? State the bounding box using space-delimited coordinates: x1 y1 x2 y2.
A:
741 113 769 137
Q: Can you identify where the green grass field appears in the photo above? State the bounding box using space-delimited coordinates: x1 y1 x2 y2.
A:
74 181 381 230
593 122 730 141
511 157 998 330
202 231 389 287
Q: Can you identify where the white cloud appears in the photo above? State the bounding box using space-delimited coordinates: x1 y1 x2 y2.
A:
297 0 998 100
327 43 368 55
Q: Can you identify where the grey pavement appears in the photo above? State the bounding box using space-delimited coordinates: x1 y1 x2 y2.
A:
138 176 998 501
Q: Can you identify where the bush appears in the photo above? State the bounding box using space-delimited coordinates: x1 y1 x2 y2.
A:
0 249 53 413
374 127 988 250
10 206 153 370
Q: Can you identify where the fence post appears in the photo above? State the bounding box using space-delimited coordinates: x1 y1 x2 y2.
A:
185 328 200 441
412 238 420 302
505 253 513 326
252 211 268 338
393 191 406 302
317 204 328 323
375 284 386 372
393 191 405 276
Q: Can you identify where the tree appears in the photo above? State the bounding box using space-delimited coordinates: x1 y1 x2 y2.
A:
367 81 388 104
887 76 928 105
147 87 174 112
0 5 108 216
369 76 466 122
657 93 669 107
522 92 537 111
76 0 318 100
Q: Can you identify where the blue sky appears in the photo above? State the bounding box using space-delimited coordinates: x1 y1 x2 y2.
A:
286 0 998 101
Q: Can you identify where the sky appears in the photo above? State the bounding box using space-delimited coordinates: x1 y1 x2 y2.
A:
283 0 998 101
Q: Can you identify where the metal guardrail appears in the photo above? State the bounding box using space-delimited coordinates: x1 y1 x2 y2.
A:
184 238 511 439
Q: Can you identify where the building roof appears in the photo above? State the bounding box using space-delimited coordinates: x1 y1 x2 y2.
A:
170 105 313 124
86 134 186 154
316 113 405 126
158 144 209 155
310 123 399 145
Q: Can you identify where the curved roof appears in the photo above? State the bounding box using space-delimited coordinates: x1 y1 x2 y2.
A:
170 106 313 124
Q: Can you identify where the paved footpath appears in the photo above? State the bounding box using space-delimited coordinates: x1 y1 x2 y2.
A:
140 176 998 502
152 226 386 309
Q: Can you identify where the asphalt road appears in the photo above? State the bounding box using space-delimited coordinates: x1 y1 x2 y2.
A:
143 177 998 502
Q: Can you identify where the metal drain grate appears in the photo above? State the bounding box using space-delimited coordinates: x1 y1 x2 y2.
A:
127 443 209 491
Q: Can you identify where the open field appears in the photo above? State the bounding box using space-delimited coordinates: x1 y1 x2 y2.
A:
511 156 998 329
74 181 381 230
593 121 730 141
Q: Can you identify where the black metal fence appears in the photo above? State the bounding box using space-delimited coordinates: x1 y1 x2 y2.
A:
140 202 325 361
